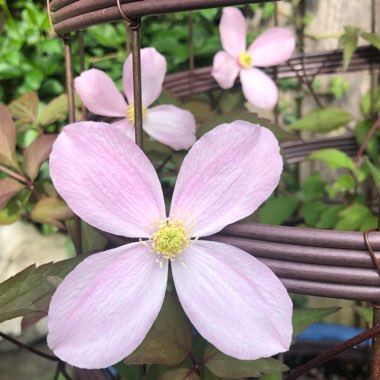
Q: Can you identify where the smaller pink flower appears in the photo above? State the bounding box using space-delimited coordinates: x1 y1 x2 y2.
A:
212 7 296 109
75 47 196 150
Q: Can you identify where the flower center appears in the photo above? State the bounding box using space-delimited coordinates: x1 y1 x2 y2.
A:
151 218 190 260
127 104 147 125
239 51 253 69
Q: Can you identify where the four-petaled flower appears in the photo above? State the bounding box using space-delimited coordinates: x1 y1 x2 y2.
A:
75 47 196 150
47 120 293 369
212 7 296 109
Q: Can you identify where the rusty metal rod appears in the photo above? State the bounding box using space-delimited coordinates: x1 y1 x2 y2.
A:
63 34 75 124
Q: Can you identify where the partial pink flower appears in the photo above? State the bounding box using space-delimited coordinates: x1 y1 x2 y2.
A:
212 7 296 109
74 47 196 150
47 120 293 369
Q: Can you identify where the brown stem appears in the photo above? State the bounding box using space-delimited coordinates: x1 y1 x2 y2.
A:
0 331 58 362
0 164 27 183
354 117 380 164
156 154 173 173
284 324 380 380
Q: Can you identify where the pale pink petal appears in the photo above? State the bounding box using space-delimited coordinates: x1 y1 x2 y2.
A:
48 243 168 369
112 118 135 140
240 68 279 109
170 121 282 236
220 7 247 58
50 122 165 238
172 240 292 359
123 47 167 107
211 51 240 89
248 27 295 67
74 69 127 117
144 105 196 151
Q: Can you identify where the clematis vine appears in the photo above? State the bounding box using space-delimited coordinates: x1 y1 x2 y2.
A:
47 120 293 369
75 47 196 150
212 7 296 109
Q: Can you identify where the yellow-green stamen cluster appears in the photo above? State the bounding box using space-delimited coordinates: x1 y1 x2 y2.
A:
127 104 147 125
151 218 190 260
239 51 253 69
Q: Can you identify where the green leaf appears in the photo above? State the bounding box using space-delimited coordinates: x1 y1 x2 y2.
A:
316 205 345 229
8 91 39 124
23 134 58 181
160 369 200 380
354 306 373 323
31 197 74 227
301 200 328 227
81 221 108 255
329 76 350 99
199 112 298 142
0 105 18 168
260 196 299 225
364 159 380 190
355 120 379 163
327 174 356 198
288 108 352 133
203 345 288 379
361 32 380 49
301 173 326 201
339 26 360 69
359 87 380 117
292 307 341 336
125 292 192 365
0 255 85 323
0 177 25 210
335 204 373 231
308 149 354 171
41 94 68 126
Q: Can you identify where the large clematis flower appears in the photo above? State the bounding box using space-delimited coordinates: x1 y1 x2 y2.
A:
75 47 196 150
212 7 296 109
47 120 293 369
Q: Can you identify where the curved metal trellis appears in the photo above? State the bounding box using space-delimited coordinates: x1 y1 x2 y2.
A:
47 0 380 378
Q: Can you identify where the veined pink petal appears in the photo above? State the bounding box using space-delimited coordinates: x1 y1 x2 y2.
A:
74 69 127 117
144 105 196 151
172 240 292 360
240 68 279 109
170 121 282 236
112 118 135 140
248 27 295 67
211 51 240 89
220 7 247 58
48 243 168 369
123 47 167 107
50 122 165 238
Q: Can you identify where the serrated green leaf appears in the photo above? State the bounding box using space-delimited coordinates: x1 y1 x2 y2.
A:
316 205 345 229
308 149 354 171
292 307 341 336
335 204 372 231
125 292 192 365
339 26 360 69
8 91 39 124
0 255 85 323
301 172 326 201
301 200 328 227
328 174 356 198
355 120 379 163
41 94 68 126
260 196 299 225
203 345 288 378
364 159 380 190
361 32 380 49
160 369 200 380
289 108 352 133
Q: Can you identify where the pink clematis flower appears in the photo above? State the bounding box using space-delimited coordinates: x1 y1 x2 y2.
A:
47 120 293 369
75 47 196 150
212 7 296 109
